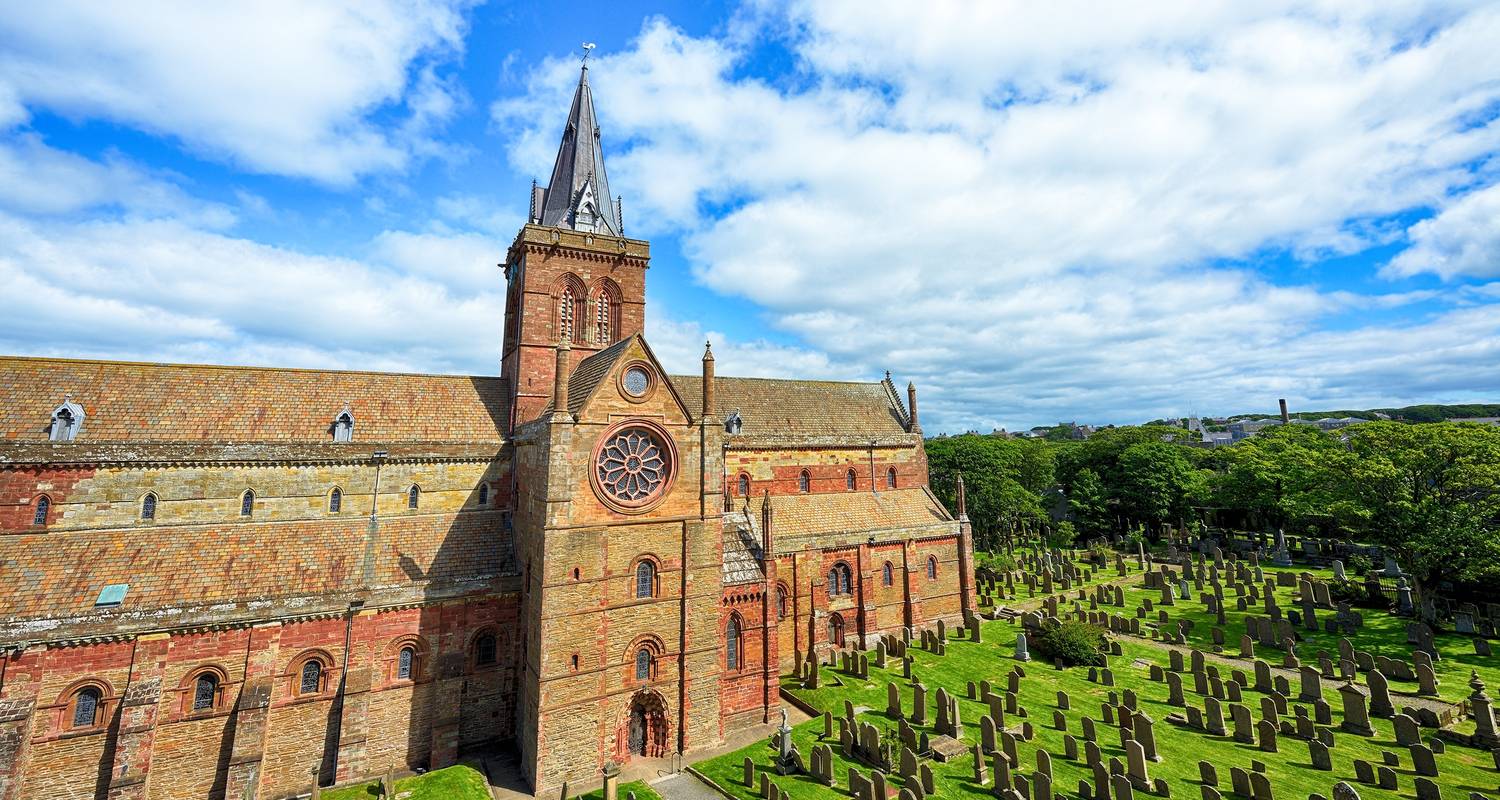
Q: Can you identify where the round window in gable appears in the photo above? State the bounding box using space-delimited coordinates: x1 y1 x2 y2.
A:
622 366 651 398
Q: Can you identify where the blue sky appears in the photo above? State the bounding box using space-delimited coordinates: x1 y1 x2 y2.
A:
2 2 1498 433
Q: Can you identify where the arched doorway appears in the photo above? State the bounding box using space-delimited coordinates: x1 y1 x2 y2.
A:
827 612 846 648
624 690 669 759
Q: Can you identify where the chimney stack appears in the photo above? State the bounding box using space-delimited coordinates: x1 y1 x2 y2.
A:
1278 398 1290 424
702 341 715 418
907 381 920 432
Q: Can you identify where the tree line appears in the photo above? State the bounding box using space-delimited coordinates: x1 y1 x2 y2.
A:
925 421 1500 590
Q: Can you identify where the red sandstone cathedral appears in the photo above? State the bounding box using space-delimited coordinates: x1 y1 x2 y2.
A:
0 66 974 799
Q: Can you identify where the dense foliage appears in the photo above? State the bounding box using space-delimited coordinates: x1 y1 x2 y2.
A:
927 421 1500 590
1030 620 1108 667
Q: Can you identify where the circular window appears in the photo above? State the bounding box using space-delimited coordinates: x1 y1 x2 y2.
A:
623 366 651 397
594 424 675 510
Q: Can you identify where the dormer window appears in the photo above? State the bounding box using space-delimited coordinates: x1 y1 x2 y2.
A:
725 411 743 435
48 397 85 441
332 405 354 442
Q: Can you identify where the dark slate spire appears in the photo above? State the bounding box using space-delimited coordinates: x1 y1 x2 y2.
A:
536 64 621 236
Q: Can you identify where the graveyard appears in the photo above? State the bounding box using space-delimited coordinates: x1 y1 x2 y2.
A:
692 539 1500 800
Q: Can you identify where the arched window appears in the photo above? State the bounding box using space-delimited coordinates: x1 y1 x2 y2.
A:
559 287 576 342
407 485 420 509
141 493 157 521
726 615 742 671
397 646 415 680
635 647 653 681
474 632 497 666
846 469 857 491
798 470 810 493
886 467 897 489
239 490 254 517
927 556 938 579
328 488 341 513
71 686 101 728
828 562 852 597
777 585 789 620
595 293 611 344
882 561 894 586
192 673 218 711
478 482 489 506
828 613 846 648
737 473 749 497
32 496 49 526
635 560 657 599
298 660 323 695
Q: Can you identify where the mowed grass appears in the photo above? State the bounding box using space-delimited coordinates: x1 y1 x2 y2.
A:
1109 563 1500 704
695 609 1500 800
320 763 491 800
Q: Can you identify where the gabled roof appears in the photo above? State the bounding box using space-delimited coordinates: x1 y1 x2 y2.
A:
743 487 954 552
672 375 912 439
553 335 692 421
537 65 621 236
0 356 507 442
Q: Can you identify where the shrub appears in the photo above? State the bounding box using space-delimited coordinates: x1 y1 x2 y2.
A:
1030 620 1109 667
977 551 1017 573
1345 553 1373 575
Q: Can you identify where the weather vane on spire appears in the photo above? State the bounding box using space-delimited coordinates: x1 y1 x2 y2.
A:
580 42 597 65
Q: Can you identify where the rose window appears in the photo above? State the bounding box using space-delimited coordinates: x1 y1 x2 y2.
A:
596 427 671 504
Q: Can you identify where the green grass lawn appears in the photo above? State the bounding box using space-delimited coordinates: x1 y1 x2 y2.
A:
320 763 491 800
695 595 1500 800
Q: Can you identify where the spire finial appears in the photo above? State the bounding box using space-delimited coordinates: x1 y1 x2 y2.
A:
580 42 596 66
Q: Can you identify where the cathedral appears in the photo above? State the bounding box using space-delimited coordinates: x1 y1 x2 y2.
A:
0 65 973 800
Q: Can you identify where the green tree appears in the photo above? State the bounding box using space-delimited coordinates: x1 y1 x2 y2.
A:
1113 441 1205 530
1067 467 1113 536
1340 422 1500 588
1212 424 1357 533
926 434 1055 551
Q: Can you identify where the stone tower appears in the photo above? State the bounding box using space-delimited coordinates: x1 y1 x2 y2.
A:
501 64 648 430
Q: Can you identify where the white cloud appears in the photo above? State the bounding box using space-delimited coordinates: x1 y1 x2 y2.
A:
0 1 473 185
495 6 1500 431
1385 183 1500 279
0 212 504 374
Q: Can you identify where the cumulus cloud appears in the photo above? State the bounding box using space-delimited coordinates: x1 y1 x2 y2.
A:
0 0 473 185
1385 182 1500 279
495 4 1500 430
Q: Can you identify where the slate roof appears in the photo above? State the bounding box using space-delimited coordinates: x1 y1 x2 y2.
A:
743 488 954 553
563 337 633 416
0 356 508 442
721 509 765 586
671 376 911 439
538 65 621 236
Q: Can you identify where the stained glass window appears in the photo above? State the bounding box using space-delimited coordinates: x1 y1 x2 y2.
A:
636 561 656 598
887 467 897 488
240 490 254 517
846 470 856 490
726 616 741 670
883 562 894 586
299 660 322 695
635 647 651 680
72 687 100 728
798 471 810 493
142 493 157 520
596 427 670 505
398 647 414 680
32 496 48 526
927 556 937 579
328 488 341 513
193 674 217 711
408 485 419 509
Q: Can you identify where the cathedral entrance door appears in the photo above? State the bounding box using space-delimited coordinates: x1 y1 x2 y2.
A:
624 690 668 758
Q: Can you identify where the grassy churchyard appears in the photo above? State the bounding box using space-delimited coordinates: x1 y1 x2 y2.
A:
694 545 1500 800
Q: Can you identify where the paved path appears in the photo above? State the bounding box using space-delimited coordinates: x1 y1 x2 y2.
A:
652 772 725 800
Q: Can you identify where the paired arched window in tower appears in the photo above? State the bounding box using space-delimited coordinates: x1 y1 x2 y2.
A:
559 286 577 343
32 495 49 526
635 559 657 599
846 469 857 491
798 470 810 493
828 562 852 597
725 614 743 671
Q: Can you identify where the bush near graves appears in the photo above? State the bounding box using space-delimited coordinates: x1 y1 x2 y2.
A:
1327 578 1377 607
1031 620 1108 667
